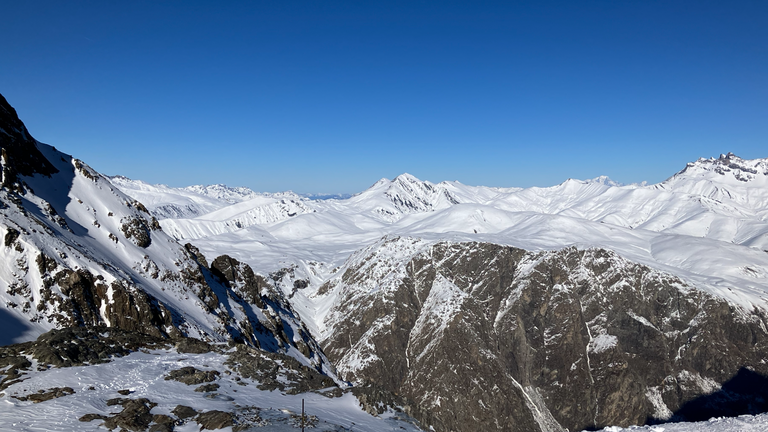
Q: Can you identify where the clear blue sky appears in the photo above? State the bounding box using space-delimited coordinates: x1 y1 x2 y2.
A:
2 1 766 193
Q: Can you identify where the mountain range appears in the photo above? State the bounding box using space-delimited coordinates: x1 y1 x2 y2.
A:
2 92 768 432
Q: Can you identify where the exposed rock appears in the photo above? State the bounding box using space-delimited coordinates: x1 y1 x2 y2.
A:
225 344 335 394
0 354 31 391
210 254 269 308
194 383 220 393
121 216 152 248
4 227 19 247
164 366 220 385
79 413 109 422
172 405 198 419
322 240 768 432
195 410 234 430
184 243 209 268
49 268 180 339
4 326 169 369
35 252 58 274
175 337 213 354
149 414 176 432
12 386 74 403
102 398 157 431
0 93 58 191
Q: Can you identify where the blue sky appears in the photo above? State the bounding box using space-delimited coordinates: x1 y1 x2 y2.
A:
2 1 766 193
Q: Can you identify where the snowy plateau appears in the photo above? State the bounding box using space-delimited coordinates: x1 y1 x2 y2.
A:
2 92 768 432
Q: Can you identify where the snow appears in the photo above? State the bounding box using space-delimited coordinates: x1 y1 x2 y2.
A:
110 155 768 317
588 413 768 432
409 274 469 363
588 334 618 354
7 149 767 432
0 144 335 381
0 348 423 432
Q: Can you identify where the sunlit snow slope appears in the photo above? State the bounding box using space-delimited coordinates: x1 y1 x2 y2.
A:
0 94 335 380
117 154 768 314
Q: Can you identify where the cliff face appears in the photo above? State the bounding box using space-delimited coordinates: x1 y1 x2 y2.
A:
318 238 768 432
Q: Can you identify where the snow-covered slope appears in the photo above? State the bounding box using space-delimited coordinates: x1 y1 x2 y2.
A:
0 94 338 382
109 151 768 432
107 176 309 221
0 327 424 432
114 154 768 314
589 415 768 432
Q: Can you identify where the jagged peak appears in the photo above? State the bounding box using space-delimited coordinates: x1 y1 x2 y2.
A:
669 153 768 184
393 172 424 184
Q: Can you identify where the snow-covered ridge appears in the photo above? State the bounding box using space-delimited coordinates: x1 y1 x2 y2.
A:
673 152 768 184
0 145 333 374
111 154 768 314
108 176 264 219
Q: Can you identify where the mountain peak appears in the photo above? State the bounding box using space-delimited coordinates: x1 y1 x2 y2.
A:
393 172 423 184
585 175 623 187
673 153 768 184
0 93 58 190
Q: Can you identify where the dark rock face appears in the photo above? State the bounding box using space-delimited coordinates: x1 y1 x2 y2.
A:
165 366 220 385
211 254 269 308
175 338 213 354
321 240 768 432
194 383 220 393
195 410 234 430
225 344 336 394
103 398 157 431
12 386 74 403
121 216 153 247
0 326 169 369
209 254 326 366
0 93 58 191
49 268 180 339
172 405 198 419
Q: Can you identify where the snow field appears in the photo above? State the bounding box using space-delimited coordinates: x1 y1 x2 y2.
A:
0 348 422 432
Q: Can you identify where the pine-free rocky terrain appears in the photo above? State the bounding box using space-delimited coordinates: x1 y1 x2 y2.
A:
2 92 768 432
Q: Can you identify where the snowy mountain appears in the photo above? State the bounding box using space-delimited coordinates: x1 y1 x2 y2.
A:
306 237 768 431
0 94 336 370
116 153 768 312
5 90 768 432
0 93 435 431
109 154 768 432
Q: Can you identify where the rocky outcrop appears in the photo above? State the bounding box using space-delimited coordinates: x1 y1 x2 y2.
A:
0 92 339 380
3 326 424 432
209 254 327 369
0 326 170 370
320 238 768 432
0 94 58 192
51 268 179 338
210 254 269 307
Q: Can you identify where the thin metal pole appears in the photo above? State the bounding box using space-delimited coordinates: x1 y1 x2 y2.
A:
301 398 305 432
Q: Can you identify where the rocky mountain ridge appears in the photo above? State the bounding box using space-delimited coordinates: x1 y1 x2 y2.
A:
0 93 335 378
310 237 768 431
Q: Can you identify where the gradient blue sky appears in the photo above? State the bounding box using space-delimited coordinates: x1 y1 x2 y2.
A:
2 1 766 193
